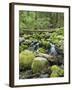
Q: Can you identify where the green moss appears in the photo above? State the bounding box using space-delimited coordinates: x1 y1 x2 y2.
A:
32 60 43 73
22 45 28 49
41 39 50 48
19 46 23 53
19 45 28 52
19 50 35 70
49 28 64 48
32 57 48 74
50 71 59 77
50 65 64 77
58 69 64 76
51 65 60 71
56 27 64 35
38 48 46 53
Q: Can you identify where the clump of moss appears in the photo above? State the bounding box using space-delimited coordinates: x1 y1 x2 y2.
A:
31 57 48 74
38 48 46 53
19 50 35 70
19 45 28 52
50 71 59 77
41 39 50 49
51 65 60 71
58 68 64 76
50 65 64 77
49 27 64 49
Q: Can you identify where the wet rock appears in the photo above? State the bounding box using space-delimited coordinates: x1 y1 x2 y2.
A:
36 53 63 65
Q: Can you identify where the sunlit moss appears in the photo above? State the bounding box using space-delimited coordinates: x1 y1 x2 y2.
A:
19 50 35 70
38 48 46 53
50 65 64 77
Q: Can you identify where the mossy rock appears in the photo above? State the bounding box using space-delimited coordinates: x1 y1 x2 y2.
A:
19 50 35 70
32 57 48 74
51 65 60 71
50 71 59 77
50 65 64 77
58 69 64 76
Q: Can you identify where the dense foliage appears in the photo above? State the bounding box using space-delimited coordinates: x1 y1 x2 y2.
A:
19 11 64 35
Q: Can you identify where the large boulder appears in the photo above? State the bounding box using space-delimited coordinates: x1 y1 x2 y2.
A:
31 57 48 74
19 50 35 70
36 53 64 65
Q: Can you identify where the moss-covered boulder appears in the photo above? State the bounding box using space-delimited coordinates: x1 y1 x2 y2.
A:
19 50 35 70
50 65 64 77
50 71 59 77
32 57 48 74
51 65 60 71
